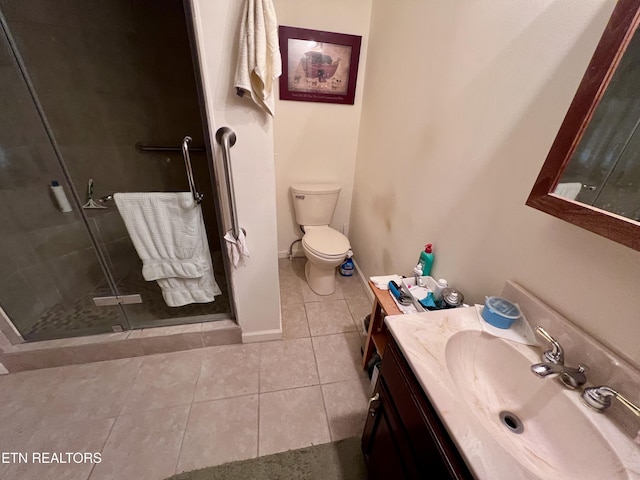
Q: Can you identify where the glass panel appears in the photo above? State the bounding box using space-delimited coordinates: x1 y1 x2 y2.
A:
592 123 640 221
1 0 232 332
557 24 640 215
0 21 127 341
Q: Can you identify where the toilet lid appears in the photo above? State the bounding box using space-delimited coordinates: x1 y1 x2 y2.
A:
303 228 350 257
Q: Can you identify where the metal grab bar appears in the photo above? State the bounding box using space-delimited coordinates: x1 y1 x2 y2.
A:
215 127 242 240
136 142 205 152
182 136 204 204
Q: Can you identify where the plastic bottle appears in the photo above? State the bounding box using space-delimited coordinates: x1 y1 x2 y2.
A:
50 180 73 212
417 243 434 277
340 250 354 276
433 278 448 302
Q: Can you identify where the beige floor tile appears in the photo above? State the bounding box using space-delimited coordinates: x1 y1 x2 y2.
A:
89 405 189 480
300 276 345 303
43 357 143 421
336 274 367 299
2 416 114 480
322 378 371 441
176 395 258 473
346 295 373 331
259 386 330 455
0 365 70 413
305 300 357 336
0 407 48 479
281 303 310 340
121 350 202 414
279 274 304 307
312 332 367 384
194 344 260 402
259 338 318 392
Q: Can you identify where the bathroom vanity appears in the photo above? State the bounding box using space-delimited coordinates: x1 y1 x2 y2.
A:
361 282 640 479
361 333 472 479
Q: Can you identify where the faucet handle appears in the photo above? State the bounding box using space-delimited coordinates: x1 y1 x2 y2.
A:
582 386 640 416
535 326 564 364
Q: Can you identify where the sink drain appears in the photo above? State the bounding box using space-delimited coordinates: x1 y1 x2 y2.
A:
499 411 524 434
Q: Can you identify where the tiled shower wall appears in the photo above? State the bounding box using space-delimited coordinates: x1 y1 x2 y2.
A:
0 0 219 336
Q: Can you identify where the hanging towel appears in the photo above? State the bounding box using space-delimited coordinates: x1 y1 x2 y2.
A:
224 229 250 268
114 192 221 307
234 0 281 116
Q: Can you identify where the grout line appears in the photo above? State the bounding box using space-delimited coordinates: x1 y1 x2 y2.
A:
173 349 204 474
173 402 194 475
87 358 144 480
86 415 117 480
309 327 333 441
115 358 145 418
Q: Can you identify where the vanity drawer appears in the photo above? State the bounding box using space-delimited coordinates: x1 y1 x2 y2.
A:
380 337 472 479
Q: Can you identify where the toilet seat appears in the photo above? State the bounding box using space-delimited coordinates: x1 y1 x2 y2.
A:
302 227 350 259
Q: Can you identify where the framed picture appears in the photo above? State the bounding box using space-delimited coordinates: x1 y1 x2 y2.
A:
278 26 362 105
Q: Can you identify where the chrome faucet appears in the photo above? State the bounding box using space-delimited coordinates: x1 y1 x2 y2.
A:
531 362 587 389
535 325 564 364
582 385 640 416
530 326 588 389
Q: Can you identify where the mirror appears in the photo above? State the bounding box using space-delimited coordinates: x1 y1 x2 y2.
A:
527 0 640 251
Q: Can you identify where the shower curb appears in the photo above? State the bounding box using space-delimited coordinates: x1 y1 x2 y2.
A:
0 319 241 373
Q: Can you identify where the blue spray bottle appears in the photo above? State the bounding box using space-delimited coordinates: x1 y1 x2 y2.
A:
340 250 354 276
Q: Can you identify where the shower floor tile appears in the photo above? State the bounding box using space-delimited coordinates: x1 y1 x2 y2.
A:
22 253 231 341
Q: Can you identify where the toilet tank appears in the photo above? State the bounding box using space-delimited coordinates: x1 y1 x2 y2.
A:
291 184 341 226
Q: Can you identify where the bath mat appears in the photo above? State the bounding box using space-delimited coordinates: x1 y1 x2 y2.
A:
166 437 367 480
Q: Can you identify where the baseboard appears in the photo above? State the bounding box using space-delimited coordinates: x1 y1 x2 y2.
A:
352 258 374 302
242 329 283 343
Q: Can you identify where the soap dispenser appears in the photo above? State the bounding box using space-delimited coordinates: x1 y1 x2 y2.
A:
418 244 434 277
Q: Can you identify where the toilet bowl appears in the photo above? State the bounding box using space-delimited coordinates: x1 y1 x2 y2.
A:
290 184 350 295
301 226 350 295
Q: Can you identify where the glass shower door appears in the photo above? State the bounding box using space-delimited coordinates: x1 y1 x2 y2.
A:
0 0 233 339
0 21 129 341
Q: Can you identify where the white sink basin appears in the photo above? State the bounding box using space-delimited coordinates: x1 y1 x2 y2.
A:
386 307 640 479
445 330 627 479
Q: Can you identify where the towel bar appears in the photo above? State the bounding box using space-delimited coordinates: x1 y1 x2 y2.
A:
101 136 204 206
136 143 205 152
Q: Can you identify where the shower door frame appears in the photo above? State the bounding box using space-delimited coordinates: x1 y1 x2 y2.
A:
0 2 237 344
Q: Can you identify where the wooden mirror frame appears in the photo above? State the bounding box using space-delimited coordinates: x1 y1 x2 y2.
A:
526 0 640 252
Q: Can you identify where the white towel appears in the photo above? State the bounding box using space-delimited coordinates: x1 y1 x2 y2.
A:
369 274 404 291
224 229 250 268
114 192 221 307
234 0 281 116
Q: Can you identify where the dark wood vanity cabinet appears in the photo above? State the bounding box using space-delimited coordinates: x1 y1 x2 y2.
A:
361 335 473 480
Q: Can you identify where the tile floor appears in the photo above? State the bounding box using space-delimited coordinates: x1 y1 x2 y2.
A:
0 258 373 480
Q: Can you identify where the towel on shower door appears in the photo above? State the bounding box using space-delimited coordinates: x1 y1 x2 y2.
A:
234 0 281 116
113 192 222 307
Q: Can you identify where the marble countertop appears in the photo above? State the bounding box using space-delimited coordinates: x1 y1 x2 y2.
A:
386 306 640 480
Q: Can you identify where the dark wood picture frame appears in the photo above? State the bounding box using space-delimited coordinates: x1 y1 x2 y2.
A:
526 0 640 251
278 26 362 105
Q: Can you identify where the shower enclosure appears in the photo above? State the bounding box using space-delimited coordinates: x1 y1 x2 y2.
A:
0 0 233 342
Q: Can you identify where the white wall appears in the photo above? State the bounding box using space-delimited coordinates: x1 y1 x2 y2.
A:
191 0 281 341
272 0 373 256
350 0 640 367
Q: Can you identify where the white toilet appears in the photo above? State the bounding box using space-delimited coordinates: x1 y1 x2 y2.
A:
291 184 350 295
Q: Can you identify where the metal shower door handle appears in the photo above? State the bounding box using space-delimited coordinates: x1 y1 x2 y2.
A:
182 136 204 204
